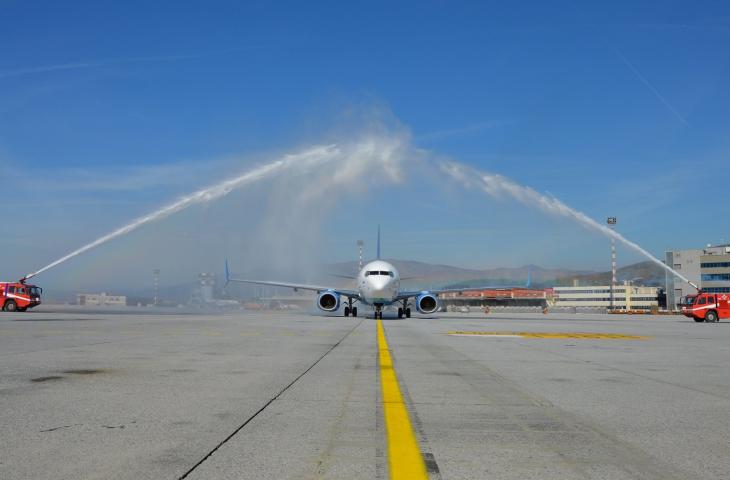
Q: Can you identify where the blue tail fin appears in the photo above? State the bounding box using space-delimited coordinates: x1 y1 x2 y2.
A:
525 269 532 288
377 225 381 260
224 259 230 287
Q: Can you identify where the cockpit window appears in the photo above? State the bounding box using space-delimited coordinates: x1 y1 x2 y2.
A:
366 271 394 277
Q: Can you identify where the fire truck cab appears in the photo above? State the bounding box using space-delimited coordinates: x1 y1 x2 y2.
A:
680 292 730 323
0 282 42 312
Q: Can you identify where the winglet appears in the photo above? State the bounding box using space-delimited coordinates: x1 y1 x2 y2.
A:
224 259 231 287
376 225 381 260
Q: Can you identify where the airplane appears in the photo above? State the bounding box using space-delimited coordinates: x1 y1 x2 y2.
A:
225 227 532 319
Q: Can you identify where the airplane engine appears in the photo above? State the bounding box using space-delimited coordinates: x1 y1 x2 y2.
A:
317 290 341 312
416 293 439 314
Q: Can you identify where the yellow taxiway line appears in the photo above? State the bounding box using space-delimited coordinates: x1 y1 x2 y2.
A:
377 320 428 480
447 331 649 340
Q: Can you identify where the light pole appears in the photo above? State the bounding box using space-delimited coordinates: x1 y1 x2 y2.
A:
357 240 364 271
607 217 617 311
153 269 160 306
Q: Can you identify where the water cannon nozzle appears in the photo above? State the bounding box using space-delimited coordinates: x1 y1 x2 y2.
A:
19 272 36 284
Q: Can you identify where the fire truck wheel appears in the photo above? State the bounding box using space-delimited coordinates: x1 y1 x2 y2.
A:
4 300 17 312
694 317 705 322
705 311 719 323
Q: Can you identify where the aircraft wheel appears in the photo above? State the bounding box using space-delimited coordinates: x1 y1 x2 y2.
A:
397 307 403 318
405 308 411 318
4 300 17 312
352 307 357 317
705 311 719 323
344 306 350 317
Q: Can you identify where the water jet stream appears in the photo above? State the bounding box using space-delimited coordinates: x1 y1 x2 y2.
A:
440 161 698 290
22 144 340 281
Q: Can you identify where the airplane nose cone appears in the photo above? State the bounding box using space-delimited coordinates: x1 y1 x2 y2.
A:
369 278 395 299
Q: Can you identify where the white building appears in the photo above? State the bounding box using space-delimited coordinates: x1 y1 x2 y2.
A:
665 244 730 310
700 245 730 294
553 284 660 310
77 293 127 306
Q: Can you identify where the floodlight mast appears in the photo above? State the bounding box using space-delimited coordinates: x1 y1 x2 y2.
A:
607 217 617 311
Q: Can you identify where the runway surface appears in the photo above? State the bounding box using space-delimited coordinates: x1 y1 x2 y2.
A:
2 308 729 479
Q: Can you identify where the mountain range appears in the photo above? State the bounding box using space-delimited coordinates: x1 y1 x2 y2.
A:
44 259 668 304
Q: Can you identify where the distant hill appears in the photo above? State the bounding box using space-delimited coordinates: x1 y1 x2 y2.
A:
554 261 667 287
329 259 593 289
44 259 664 304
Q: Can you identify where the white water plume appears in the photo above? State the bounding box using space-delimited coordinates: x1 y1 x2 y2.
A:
24 130 414 282
440 161 695 286
24 144 341 280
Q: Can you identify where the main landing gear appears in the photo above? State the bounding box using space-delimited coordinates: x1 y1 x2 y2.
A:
344 298 358 317
397 301 411 319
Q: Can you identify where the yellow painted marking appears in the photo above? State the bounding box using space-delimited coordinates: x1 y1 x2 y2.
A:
377 320 428 480
447 331 649 340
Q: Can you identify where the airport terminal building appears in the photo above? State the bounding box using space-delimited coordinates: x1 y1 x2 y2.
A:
665 244 730 310
439 288 547 308
552 284 660 311
77 292 127 306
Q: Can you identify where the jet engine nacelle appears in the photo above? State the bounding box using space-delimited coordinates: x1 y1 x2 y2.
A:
317 290 341 312
416 292 439 314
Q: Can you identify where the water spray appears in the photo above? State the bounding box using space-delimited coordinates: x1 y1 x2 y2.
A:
20 144 340 282
440 161 699 290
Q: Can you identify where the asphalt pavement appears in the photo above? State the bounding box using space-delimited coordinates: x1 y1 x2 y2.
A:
1 307 729 479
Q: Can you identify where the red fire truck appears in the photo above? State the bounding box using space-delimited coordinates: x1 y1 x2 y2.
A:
680 292 730 322
0 281 42 312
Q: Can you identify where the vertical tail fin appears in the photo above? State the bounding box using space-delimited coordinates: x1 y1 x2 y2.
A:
224 259 231 287
377 225 381 260
525 269 532 288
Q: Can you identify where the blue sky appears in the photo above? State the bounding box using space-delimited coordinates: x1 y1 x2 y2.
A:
1 1 729 290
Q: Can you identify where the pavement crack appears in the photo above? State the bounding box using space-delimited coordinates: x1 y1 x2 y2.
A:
40 423 82 432
177 319 364 480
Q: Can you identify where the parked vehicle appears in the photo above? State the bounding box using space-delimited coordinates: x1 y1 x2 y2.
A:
1 282 42 312
680 292 730 322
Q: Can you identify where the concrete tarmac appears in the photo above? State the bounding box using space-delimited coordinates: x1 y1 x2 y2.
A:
1 308 729 479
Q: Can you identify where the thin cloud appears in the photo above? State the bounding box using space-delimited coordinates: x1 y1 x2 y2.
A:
614 48 690 126
0 46 259 79
14 158 240 193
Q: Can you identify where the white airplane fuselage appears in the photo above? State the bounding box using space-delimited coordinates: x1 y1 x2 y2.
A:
357 260 400 306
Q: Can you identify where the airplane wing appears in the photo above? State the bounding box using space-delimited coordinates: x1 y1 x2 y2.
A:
394 286 516 301
227 278 359 298
395 271 533 300
225 261 359 298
